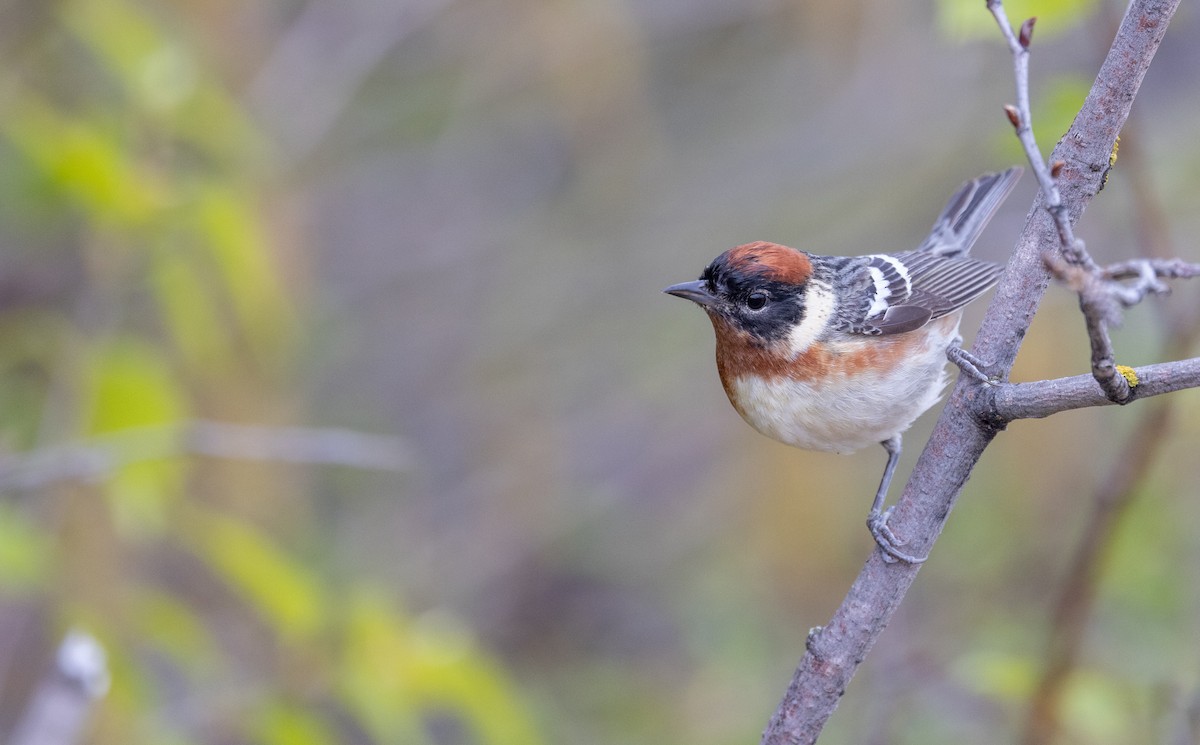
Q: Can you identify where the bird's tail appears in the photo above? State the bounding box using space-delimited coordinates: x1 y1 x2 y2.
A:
915 167 1023 257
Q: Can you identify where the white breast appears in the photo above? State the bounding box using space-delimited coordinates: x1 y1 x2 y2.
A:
729 320 961 454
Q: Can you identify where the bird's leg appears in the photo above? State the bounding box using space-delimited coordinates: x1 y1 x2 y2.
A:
946 337 995 384
865 436 928 564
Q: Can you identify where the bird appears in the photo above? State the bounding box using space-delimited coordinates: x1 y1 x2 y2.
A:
664 167 1022 563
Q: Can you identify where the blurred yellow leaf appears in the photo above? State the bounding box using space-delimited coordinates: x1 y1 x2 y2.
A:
85 338 189 535
338 591 430 743
1059 670 1137 743
149 246 238 371
63 0 260 158
3 99 164 227
86 338 187 434
187 510 324 642
253 700 337 745
952 649 1038 700
338 590 545 745
192 185 295 361
62 0 176 92
937 0 1100 41
134 590 217 671
0 504 52 590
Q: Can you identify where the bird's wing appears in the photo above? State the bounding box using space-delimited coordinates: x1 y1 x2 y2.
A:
914 167 1023 258
832 168 1020 336
836 252 1005 336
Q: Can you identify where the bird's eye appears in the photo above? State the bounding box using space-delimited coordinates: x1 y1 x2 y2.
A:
746 291 769 310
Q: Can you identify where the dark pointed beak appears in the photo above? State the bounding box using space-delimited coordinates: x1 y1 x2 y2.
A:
664 280 717 308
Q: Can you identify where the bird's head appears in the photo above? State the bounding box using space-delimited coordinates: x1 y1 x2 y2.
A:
665 241 814 345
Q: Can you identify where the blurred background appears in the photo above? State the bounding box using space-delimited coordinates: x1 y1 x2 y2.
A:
0 0 1198 743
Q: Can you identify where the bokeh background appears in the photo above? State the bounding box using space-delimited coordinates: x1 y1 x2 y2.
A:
1 0 1199 743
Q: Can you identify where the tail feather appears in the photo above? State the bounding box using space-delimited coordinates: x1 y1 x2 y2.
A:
915 167 1023 257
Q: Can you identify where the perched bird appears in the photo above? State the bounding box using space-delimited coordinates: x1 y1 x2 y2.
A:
665 168 1021 563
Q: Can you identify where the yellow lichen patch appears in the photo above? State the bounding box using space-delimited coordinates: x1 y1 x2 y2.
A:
1101 135 1120 191
1116 364 1138 388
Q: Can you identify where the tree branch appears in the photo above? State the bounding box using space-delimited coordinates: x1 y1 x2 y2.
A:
0 421 413 493
988 0 1196 405
986 8 1088 267
8 630 109 745
991 357 1200 421
759 0 1182 741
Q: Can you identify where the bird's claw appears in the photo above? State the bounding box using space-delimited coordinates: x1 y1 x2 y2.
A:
947 345 996 384
867 507 928 564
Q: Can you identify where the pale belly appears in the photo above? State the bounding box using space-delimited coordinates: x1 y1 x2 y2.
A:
724 322 959 454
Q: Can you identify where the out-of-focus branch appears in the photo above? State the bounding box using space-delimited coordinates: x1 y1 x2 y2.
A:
0 421 413 492
247 0 452 164
1103 258 1200 284
1021 393 1174 745
8 630 109 745
1020 124 1200 745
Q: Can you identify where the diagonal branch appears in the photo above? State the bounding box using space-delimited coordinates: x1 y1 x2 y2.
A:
759 0 1182 742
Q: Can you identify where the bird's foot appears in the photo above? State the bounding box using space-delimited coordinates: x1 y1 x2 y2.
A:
947 345 997 384
867 507 928 564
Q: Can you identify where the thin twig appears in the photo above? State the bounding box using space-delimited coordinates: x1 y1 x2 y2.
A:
8 630 109 745
989 1 1131 401
986 6 1089 266
1104 258 1200 284
988 0 1199 406
0 421 413 493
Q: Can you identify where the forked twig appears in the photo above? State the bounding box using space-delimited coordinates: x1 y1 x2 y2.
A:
987 1 1200 404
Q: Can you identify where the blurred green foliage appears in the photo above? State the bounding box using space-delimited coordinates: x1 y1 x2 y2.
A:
994 74 1093 162
0 0 1198 744
85 338 187 534
0 504 52 589
937 0 1100 39
0 0 542 743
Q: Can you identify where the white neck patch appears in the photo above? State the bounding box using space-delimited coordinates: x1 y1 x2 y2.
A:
787 280 835 356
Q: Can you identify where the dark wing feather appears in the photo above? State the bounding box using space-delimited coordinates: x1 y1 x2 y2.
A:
872 304 932 335
915 167 1023 257
900 253 1005 320
851 254 1003 335
833 167 1020 337
864 255 911 305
